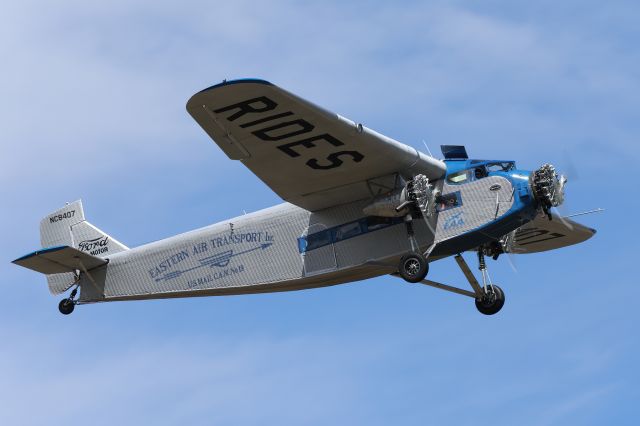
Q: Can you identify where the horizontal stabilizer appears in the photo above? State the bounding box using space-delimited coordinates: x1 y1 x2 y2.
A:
13 246 108 275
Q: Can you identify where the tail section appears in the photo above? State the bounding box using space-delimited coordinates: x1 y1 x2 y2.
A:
39 200 128 294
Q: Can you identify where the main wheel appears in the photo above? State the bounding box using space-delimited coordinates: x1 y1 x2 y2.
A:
398 253 429 283
475 285 505 315
58 298 75 315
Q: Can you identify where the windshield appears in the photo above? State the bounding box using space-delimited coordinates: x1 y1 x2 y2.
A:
486 162 515 172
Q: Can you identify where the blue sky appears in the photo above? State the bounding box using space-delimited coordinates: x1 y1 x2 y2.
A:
1 0 638 424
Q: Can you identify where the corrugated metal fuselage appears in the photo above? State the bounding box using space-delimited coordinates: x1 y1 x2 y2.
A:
78 173 536 303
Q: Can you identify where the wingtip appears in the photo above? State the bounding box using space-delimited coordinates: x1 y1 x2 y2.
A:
194 78 274 95
12 245 69 263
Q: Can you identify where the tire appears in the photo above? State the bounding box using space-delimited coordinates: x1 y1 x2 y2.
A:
475 285 505 315
58 299 75 315
398 253 429 283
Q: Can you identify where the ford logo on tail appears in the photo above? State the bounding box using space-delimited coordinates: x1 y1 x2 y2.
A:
78 236 110 255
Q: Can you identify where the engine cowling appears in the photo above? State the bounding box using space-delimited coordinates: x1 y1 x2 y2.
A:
362 188 410 217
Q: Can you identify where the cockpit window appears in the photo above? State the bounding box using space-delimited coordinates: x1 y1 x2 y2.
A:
486 162 515 172
474 167 488 179
447 170 468 184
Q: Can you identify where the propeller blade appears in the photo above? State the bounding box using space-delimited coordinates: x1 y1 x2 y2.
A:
506 253 519 274
551 206 575 231
561 150 580 182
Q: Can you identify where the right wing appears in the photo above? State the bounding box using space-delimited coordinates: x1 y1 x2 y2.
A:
187 79 445 211
512 212 596 253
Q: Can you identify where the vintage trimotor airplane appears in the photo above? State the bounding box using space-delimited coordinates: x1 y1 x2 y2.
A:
13 79 597 316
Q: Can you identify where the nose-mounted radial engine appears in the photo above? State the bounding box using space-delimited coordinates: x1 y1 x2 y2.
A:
486 162 568 260
531 163 567 219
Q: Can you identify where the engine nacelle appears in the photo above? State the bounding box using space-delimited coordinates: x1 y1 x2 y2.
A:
362 174 437 218
362 188 410 218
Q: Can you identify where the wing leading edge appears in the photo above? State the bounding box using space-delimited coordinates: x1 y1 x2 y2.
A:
187 79 445 211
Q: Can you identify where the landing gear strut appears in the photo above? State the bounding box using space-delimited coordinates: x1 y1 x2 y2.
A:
394 250 506 315
397 214 430 283
474 251 505 315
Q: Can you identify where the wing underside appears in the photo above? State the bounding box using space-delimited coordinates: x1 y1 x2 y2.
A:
512 213 596 253
187 79 445 211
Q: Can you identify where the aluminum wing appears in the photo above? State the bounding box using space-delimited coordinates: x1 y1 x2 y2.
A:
187 79 445 211
512 212 596 253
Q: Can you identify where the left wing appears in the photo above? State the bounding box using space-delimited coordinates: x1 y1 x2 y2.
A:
187 79 445 211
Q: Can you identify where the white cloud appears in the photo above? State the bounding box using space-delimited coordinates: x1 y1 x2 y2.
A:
1 0 637 190
0 2 637 424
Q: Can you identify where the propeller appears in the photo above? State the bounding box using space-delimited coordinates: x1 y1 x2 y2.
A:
552 206 575 231
555 150 583 230
560 149 580 183
505 252 519 274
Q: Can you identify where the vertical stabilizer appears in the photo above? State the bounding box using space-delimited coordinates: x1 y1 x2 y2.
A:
40 201 84 248
39 200 128 294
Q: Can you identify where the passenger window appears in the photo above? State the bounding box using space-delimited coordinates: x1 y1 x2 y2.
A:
305 230 332 251
334 222 362 241
365 216 392 231
447 170 468 184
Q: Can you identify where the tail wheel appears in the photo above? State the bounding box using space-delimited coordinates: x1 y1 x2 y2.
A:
58 298 75 315
398 253 429 283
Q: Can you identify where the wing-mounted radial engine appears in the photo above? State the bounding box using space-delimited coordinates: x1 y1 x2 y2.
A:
362 174 438 218
363 174 439 283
